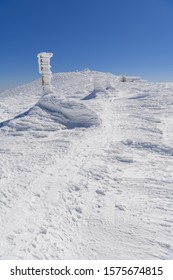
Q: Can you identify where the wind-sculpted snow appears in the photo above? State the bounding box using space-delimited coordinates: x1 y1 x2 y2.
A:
0 107 34 129
123 140 173 156
0 70 173 260
38 94 100 129
0 96 99 132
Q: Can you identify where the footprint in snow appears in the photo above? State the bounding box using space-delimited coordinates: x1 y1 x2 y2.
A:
75 206 83 214
96 189 105 196
6 235 16 245
115 204 126 211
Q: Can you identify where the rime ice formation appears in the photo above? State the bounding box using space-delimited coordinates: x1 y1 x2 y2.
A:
37 52 53 93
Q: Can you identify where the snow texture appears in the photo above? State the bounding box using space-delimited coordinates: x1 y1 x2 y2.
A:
0 70 173 260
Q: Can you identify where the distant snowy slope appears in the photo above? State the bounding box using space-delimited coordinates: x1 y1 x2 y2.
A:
0 80 42 121
0 70 173 259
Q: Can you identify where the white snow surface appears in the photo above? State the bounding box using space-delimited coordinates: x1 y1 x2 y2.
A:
0 70 173 260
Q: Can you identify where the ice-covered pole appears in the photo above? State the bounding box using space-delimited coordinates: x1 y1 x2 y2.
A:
37 52 53 92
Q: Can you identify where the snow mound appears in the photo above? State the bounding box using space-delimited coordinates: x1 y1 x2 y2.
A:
0 95 99 132
37 93 100 129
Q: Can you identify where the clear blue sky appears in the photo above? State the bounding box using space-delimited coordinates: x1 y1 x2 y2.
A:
0 0 173 88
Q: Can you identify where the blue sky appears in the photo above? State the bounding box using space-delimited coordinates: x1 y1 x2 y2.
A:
0 0 173 88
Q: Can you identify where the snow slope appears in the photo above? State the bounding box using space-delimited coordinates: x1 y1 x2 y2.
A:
0 70 173 259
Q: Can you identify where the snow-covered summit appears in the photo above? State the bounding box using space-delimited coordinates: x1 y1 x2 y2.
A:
0 70 173 259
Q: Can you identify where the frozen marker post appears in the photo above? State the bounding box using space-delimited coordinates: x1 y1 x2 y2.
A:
37 52 53 92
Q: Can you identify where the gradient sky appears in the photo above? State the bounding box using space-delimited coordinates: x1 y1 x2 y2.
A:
0 0 173 88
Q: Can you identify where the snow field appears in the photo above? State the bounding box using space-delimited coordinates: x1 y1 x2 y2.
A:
0 70 173 259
